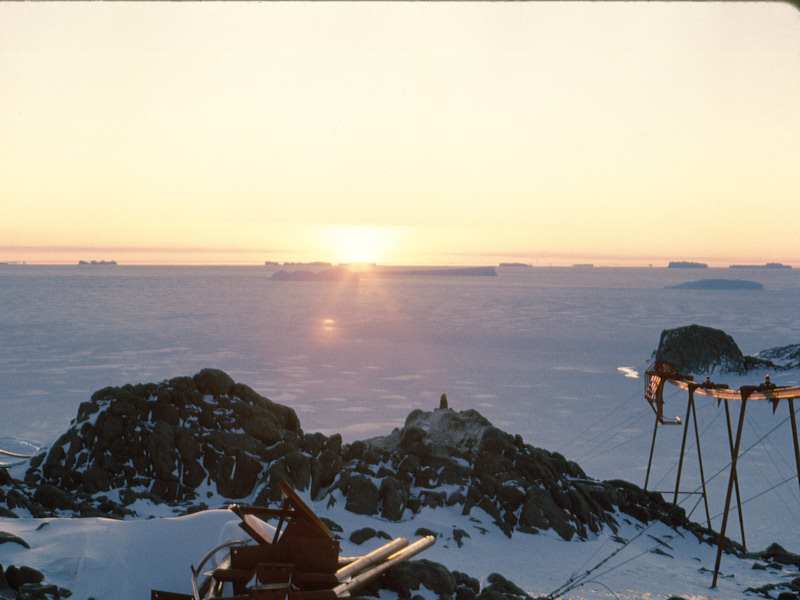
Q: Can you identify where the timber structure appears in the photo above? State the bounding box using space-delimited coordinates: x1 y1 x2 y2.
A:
152 481 435 600
644 360 800 588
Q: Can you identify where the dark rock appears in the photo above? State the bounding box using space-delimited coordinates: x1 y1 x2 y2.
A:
655 324 752 375
0 532 30 549
302 432 327 457
478 573 530 600
381 559 456 598
496 484 525 513
324 434 343 456
478 427 515 457
224 451 263 499
452 528 470 547
519 486 575 541
379 476 408 521
146 421 178 480
241 416 283 447
280 451 312 492
151 402 180 427
345 475 379 516
5 565 44 590
150 478 179 503
32 484 72 511
344 441 366 462
397 454 421 474
0 568 12 599
349 528 379 545
753 543 800 568
310 450 342 500
193 368 235 396
456 584 478 600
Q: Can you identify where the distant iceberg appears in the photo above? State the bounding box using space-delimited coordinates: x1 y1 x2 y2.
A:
270 266 358 281
729 262 791 269
374 266 498 277
667 261 708 268
665 278 763 290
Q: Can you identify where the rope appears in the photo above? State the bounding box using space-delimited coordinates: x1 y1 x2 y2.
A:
0 448 34 458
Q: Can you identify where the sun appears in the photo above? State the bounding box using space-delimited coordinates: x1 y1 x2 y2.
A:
330 226 390 265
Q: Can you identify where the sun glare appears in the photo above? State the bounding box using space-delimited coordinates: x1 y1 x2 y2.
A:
330 226 390 265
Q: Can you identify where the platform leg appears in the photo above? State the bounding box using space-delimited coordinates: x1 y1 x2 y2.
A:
712 398 747 588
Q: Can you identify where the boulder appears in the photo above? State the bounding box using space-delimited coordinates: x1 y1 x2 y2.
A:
32 484 73 511
344 475 380 515
0 532 30 549
193 368 235 396
655 324 747 374
4 565 44 590
381 559 457 598
379 476 409 521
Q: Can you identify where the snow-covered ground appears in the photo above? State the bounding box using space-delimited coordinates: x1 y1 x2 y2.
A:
0 486 796 600
2 265 799 599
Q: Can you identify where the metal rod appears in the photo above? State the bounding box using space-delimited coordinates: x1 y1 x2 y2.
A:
723 399 747 549
712 398 747 588
674 389 694 504
190 539 245 600
789 398 800 498
645 414 659 490
691 395 711 529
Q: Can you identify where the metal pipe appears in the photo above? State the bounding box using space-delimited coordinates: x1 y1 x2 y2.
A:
336 537 409 581
723 399 746 549
712 398 747 588
645 414 659 490
789 398 800 498
691 396 711 529
190 539 246 600
334 536 436 597
674 390 694 504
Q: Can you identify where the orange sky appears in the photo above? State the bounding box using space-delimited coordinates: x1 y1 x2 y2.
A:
2 2 799 266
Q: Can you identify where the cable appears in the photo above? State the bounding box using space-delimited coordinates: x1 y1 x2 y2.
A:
555 388 643 456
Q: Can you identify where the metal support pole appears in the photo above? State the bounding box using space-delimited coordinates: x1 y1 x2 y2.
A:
691 396 711 529
674 389 694 504
645 413 660 490
789 398 800 498
723 399 747 549
712 398 748 588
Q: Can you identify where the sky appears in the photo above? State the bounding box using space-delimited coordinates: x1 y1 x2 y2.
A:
1 2 799 267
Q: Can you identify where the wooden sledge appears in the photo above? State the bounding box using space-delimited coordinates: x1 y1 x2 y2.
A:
151 481 435 600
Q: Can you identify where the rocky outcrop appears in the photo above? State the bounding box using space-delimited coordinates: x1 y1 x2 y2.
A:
7 370 709 544
757 344 800 370
23 368 303 512
654 324 780 375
